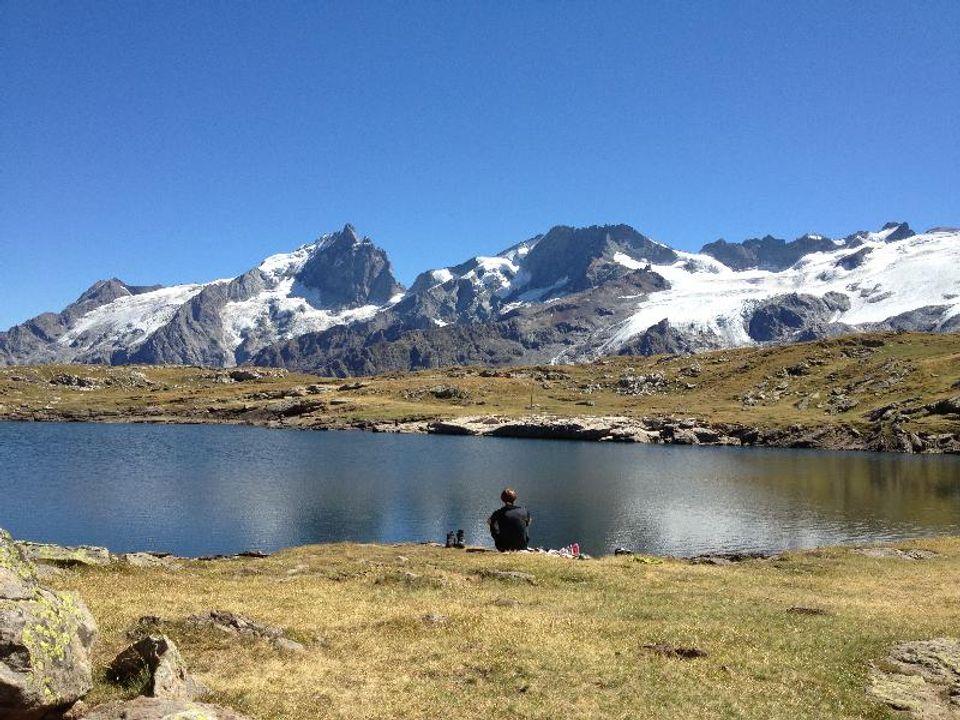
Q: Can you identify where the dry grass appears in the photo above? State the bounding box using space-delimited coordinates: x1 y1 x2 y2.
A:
2 332 959 442
51 537 960 720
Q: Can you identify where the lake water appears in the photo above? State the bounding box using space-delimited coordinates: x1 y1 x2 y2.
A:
1 421 958 557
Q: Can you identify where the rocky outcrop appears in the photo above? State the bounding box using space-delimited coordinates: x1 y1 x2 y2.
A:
185 610 305 653
868 638 960 718
78 697 252 720
108 635 204 700
515 224 677 296
747 292 851 342
16 542 112 568
295 224 403 308
0 529 97 720
423 413 960 454
701 232 838 271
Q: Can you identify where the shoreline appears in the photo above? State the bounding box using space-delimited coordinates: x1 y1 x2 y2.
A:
2 408 959 455
11 530 960 568
3 332 959 456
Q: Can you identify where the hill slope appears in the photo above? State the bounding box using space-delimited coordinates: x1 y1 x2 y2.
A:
2 331 958 453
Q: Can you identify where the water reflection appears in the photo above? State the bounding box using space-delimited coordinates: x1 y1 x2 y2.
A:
0 422 958 556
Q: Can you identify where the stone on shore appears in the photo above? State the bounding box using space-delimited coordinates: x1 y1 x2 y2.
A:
1 529 98 720
118 553 184 571
16 542 112 568
77 697 253 720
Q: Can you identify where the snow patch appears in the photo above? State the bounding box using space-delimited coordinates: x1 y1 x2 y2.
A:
604 230 960 351
58 284 206 351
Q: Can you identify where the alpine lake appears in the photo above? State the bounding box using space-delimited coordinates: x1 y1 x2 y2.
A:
1 420 958 557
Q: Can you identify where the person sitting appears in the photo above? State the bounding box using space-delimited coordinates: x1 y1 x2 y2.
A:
488 488 532 551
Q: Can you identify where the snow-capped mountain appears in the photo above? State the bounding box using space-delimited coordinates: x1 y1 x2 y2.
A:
2 221 958 374
0 225 403 367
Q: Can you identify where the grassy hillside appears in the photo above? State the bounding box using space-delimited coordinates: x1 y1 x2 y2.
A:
1 332 958 443
50 536 960 720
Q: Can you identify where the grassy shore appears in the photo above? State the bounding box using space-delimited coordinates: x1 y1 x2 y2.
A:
1 332 959 449
49 536 960 720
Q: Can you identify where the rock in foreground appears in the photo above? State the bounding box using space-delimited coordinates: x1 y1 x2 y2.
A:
0 529 98 720
868 637 960 718
78 697 252 720
108 635 204 700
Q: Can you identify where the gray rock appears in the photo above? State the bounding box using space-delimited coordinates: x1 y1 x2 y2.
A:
868 637 960 718
701 232 838 271
295 224 403 308
185 610 303 652
77 697 253 720
747 293 852 343
854 547 939 560
0 529 97 720
835 246 873 270
108 635 204 700
421 613 448 626
477 570 537 584
118 553 183 571
16 542 112 568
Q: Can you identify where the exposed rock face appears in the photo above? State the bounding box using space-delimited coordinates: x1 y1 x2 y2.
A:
701 233 838 271
836 246 872 270
0 529 97 720
78 697 253 720
295 224 403 308
108 635 204 700
747 292 850 342
617 318 706 357
880 221 916 243
516 224 677 296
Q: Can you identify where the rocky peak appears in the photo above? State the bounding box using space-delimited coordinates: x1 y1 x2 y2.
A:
880 221 915 242
294 225 403 308
516 224 678 297
701 232 837 271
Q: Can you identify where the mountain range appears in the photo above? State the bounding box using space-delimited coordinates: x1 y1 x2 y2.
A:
3 221 959 375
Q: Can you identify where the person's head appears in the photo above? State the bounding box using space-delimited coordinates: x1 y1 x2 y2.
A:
500 488 518 505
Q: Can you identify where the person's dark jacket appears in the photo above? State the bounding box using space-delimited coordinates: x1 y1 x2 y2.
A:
488 504 531 551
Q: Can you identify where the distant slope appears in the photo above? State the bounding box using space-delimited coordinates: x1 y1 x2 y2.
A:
2 331 958 454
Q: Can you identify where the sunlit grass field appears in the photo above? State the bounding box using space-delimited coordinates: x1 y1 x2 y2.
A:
52 536 960 720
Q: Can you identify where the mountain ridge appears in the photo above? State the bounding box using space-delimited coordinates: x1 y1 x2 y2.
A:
2 220 958 374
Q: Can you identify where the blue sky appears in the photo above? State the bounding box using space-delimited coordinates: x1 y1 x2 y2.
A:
1 1 958 329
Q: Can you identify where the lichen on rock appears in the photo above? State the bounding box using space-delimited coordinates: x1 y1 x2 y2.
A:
0 527 98 720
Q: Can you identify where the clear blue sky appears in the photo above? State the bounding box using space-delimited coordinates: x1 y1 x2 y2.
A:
2 1 958 329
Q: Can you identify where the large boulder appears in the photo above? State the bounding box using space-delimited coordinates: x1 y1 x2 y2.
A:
16 542 112 568
78 697 253 720
0 529 98 720
108 635 204 700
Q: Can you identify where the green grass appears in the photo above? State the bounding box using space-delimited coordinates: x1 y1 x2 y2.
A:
49 537 960 720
